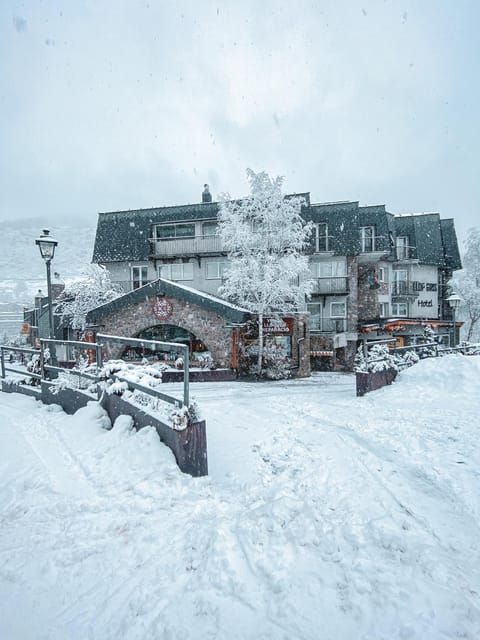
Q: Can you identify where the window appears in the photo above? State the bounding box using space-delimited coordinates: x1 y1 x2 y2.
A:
378 267 388 283
360 226 375 252
155 223 195 239
393 269 408 294
132 266 148 289
202 221 218 236
396 236 409 260
316 223 330 252
158 262 193 281
206 261 227 279
380 302 389 318
310 261 346 277
392 302 408 317
330 301 346 318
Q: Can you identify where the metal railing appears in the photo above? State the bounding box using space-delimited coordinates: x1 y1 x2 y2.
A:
310 317 346 333
311 277 349 295
1 334 191 409
360 235 391 253
0 345 42 381
97 334 189 407
395 245 417 260
391 282 420 297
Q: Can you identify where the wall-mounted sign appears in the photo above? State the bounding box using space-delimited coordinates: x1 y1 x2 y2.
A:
263 317 294 335
413 282 438 292
152 298 174 320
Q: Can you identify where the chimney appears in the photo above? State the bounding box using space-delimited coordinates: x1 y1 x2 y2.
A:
202 184 212 203
34 289 45 309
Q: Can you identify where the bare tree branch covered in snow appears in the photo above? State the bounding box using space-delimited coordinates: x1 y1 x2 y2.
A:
455 227 480 341
60 265 122 331
218 169 314 375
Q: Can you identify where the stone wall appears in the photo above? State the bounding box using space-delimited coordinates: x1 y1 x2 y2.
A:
357 262 380 321
97 296 234 369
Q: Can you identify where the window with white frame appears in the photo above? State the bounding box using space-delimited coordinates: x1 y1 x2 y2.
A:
155 223 195 239
310 261 346 278
360 226 375 252
392 302 408 317
316 223 330 252
378 267 388 283
330 301 346 317
202 221 218 236
396 236 409 260
158 262 194 281
380 302 389 318
132 266 148 289
205 261 227 279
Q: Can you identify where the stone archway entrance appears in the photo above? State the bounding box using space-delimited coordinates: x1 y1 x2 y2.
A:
86 279 253 370
122 324 211 365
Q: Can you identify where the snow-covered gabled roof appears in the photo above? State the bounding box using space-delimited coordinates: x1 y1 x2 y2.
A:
86 278 252 325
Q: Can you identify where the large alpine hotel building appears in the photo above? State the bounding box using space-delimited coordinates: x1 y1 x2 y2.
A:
87 186 462 373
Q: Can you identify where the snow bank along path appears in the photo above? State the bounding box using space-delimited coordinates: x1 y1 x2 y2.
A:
0 354 479 639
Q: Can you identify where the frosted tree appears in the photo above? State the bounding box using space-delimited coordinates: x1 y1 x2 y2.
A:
455 227 480 341
60 265 122 331
218 169 314 376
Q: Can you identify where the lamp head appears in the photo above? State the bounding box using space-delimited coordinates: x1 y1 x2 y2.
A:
446 292 462 311
35 229 58 262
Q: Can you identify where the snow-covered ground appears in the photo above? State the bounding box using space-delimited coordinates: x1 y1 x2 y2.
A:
0 355 479 639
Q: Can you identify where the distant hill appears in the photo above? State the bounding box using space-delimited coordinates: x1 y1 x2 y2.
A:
0 219 97 306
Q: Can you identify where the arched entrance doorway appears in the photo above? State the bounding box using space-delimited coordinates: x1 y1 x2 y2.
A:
121 324 210 364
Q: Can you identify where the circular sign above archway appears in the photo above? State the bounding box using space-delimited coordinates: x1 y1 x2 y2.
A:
151 297 173 321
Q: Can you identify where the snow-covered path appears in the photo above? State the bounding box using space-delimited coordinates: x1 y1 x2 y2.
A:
1 355 480 639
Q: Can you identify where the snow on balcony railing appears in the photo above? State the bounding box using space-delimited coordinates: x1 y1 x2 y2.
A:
150 235 223 256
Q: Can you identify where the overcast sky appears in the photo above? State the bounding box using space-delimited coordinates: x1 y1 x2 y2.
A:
1 0 478 245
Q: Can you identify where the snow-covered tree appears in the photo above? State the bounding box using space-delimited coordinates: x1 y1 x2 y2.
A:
455 227 480 341
60 265 122 331
218 169 314 376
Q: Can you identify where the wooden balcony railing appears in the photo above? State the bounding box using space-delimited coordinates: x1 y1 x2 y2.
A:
150 235 223 257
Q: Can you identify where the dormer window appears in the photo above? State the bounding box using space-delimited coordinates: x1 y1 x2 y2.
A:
396 236 409 260
360 226 375 252
316 223 330 252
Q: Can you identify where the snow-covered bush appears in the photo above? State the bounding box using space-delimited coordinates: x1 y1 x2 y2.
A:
355 344 399 374
398 349 420 367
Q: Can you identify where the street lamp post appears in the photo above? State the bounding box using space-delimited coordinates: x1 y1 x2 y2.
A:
446 292 462 347
35 229 58 341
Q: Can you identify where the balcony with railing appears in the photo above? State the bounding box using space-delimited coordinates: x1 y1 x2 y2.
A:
395 245 417 261
309 317 346 333
391 282 419 298
359 235 392 254
150 235 224 257
310 277 349 295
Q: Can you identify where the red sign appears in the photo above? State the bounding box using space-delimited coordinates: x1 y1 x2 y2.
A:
263 317 294 335
152 298 174 320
